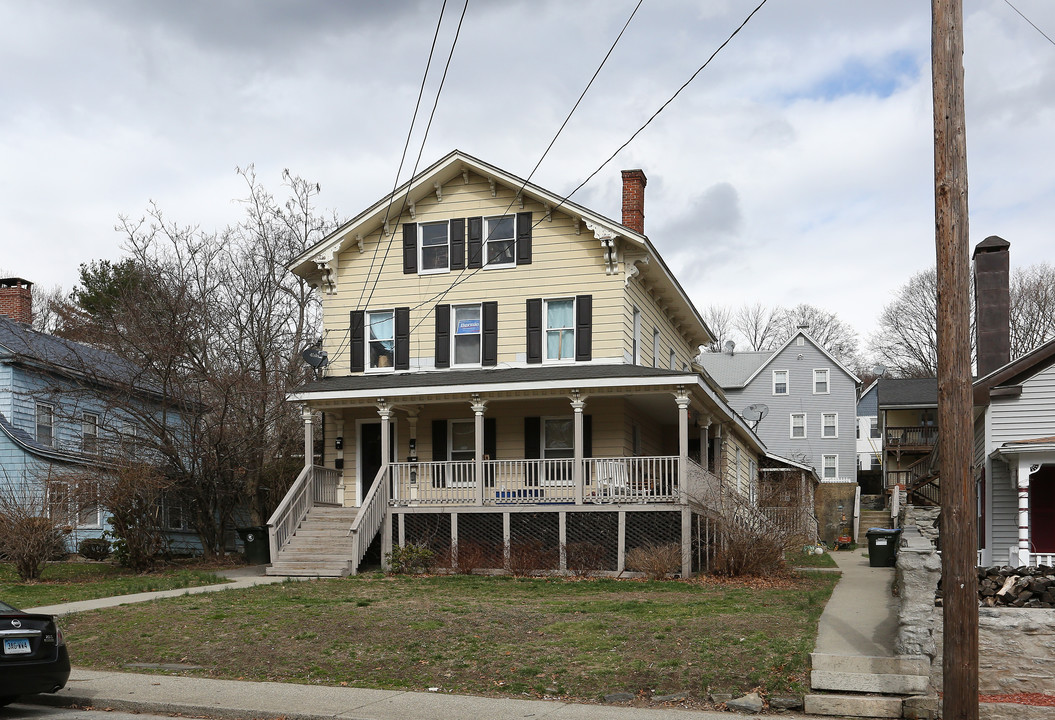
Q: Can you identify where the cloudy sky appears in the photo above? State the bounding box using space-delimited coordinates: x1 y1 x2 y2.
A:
2 0 1053 349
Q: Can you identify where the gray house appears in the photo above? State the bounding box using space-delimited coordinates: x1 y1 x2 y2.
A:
698 331 859 483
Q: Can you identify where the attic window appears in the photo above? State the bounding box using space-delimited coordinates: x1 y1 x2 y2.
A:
484 215 515 267
419 222 450 273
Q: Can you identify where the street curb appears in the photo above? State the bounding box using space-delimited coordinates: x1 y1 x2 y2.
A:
25 691 344 720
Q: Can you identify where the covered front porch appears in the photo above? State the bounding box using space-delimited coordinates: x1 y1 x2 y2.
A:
991 438 1055 567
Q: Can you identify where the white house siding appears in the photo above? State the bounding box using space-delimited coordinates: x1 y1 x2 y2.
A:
722 338 857 481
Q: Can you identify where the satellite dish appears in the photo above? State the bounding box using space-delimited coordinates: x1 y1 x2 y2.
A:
741 403 769 430
301 347 329 369
724 340 736 355
872 364 887 376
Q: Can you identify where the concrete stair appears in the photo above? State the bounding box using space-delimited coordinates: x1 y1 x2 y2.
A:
805 653 932 718
266 506 359 577
858 510 893 544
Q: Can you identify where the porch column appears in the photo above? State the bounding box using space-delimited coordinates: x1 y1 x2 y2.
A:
302 406 313 468
472 394 487 506
571 391 585 505
406 405 421 502
1017 460 1041 566
676 387 689 504
377 400 392 500
699 414 712 472
335 416 346 505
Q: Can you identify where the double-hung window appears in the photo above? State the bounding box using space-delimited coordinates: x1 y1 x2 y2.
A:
81 412 99 455
773 370 788 395
542 417 574 485
36 403 54 447
814 369 829 394
791 413 806 439
448 419 476 487
419 221 450 273
822 412 838 438
870 417 880 438
367 310 395 370
545 298 575 361
823 454 838 480
484 215 516 267
452 305 482 366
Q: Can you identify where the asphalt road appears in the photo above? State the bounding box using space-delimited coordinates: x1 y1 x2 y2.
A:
1 705 238 720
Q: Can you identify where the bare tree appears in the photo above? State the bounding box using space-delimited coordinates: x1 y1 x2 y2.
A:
0 467 70 580
733 302 778 351
772 303 861 366
1010 262 1055 360
700 304 735 352
870 268 942 378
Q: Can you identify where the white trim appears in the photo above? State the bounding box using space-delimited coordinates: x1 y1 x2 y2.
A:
365 309 396 373
772 369 789 396
35 401 55 447
543 297 576 363
821 412 838 439
822 454 839 480
450 303 483 368
482 214 516 270
813 368 830 395
355 419 398 507
417 220 451 275
791 412 806 439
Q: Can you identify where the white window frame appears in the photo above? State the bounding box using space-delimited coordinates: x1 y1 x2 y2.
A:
632 307 641 365
813 368 830 394
36 402 55 447
821 412 838 439
790 412 806 439
78 481 103 528
418 221 451 274
669 348 677 370
543 297 576 363
870 417 880 439
823 454 839 480
541 416 574 486
448 419 476 487
483 214 516 269
652 328 661 368
81 412 99 455
451 304 483 367
749 458 758 505
365 309 396 372
772 370 789 395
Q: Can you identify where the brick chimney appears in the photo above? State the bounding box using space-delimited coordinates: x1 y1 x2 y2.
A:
973 236 1011 377
0 278 33 324
621 169 647 234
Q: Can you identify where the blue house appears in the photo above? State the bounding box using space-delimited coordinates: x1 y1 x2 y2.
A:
0 278 195 552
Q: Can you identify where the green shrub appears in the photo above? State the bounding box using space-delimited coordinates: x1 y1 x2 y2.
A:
78 537 112 561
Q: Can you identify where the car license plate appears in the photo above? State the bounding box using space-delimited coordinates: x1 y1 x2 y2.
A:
3 637 31 654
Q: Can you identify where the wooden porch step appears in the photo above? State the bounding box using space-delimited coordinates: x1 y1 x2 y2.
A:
266 561 351 577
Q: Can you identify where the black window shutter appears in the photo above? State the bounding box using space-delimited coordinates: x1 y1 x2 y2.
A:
403 223 418 274
482 301 498 366
467 217 483 269
524 416 540 486
526 298 542 364
583 414 593 458
434 304 451 369
575 294 592 362
516 211 532 265
350 310 365 372
484 418 497 459
394 307 410 370
450 218 465 270
431 419 447 488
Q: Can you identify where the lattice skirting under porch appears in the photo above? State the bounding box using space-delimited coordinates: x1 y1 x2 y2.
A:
388 506 723 577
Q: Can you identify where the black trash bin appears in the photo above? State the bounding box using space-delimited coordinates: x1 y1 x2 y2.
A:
865 528 902 567
237 526 270 565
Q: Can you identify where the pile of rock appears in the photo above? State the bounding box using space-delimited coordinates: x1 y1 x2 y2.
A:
938 566 1055 608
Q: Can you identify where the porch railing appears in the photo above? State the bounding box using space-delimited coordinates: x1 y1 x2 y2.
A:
348 465 389 574
267 464 342 561
1009 548 1055 568
388 456 684 506
885 426 938 448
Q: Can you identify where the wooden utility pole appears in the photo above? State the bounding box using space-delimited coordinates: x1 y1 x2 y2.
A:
932 1 979 718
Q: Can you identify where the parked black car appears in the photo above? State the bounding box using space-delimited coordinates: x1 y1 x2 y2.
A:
0 600 71 706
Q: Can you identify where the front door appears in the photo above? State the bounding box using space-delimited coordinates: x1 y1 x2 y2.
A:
1030 467 1055 553
360 422 395 504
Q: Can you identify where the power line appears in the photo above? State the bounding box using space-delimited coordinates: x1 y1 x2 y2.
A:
408 0 767 334
1004 0 1055 48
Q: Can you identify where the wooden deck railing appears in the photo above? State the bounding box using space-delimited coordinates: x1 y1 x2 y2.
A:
348 465 389 574
885 425 938 448
267 465 342 561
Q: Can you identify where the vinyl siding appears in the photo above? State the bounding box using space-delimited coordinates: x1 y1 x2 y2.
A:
722 338 856 479
990 362 1055 445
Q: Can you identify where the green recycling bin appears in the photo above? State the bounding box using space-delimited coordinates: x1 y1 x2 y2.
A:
866 528 901 567
237 526 270 565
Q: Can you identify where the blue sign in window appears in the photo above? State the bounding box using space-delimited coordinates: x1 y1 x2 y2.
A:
456 319 481 334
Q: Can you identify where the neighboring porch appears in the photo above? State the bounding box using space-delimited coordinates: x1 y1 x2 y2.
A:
991 439 1055 567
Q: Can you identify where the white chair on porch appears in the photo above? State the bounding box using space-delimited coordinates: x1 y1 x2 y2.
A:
593 459 629 500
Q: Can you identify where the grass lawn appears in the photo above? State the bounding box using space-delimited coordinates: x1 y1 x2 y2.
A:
785 548 839 569
61 571 838 706
0 562 229 609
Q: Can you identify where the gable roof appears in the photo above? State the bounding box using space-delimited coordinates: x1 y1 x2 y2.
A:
697 331 861 390
974 336 1055 406
289 150 714 348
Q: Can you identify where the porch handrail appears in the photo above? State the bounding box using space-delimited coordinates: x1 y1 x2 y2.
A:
267 464 312 562
886 425 938 447
348 466 389 574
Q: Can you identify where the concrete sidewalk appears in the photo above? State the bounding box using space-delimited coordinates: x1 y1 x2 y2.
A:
814 549 898 657
25 565 301 617
32 668 788 720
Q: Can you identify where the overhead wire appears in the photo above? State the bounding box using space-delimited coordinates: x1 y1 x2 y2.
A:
407 0 768 334
1004 0 1055 48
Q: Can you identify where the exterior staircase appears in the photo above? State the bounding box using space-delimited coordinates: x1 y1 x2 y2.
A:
266 506 359 577
858 509 893 545
805 653 934 718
